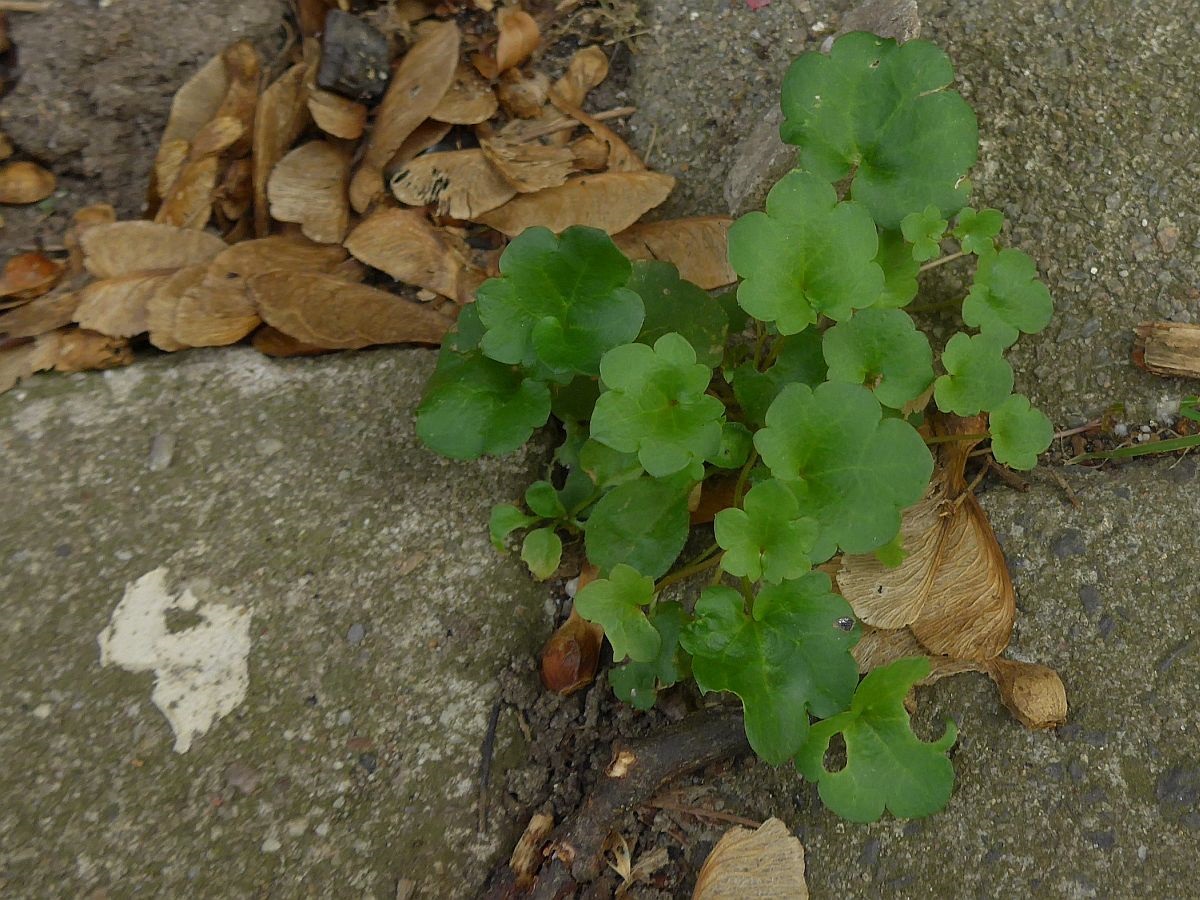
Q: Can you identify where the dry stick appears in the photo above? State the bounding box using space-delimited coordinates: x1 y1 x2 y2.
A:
477 699 503 834
642 798 762 829
0 1 51 11
528 707 749 898
986 457 1029 492
523 105 637 140
1047 467 1082 509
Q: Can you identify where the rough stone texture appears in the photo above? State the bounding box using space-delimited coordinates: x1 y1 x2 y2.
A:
0 349 550 897
630 0 1200 425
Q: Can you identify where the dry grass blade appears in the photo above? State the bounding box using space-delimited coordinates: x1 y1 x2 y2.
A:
431 63 498 125
476 171 674 236
613 217 736 289
252 63 310 237
268 141 351 244
308 89 368 140
693 818 807 900
0 289 79 339
249 271 454 349
0 161 55 204
390 148 516 219
81 221 226 279
73 271 172 338
1133 321 1200 379
480 135 573 193
495 7 540 74
0 252 63 301
344 208 480 302
350 21 460 213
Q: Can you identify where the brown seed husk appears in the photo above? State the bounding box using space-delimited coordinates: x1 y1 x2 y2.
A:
0 161 55 205
153 140 190 207
65 204 119 276
251 324 331 357
475 171 675 236
344 208 479 302
81 221 226 279
215 157 253 222
0 252 64 301
160 52 229 148
308 89 368 140
613 217 737 289
145 265 208 351
206 235 348 280
540 607 604 695
73 271 173 338
479 135 573 193
497 69 550 119
249 272 453 349
985 659 1068 730
1132 321 1200 378
253 63 311 237
210 41 260 158
390 149 516 219
494 7 540 74
268 141 352 244
0 289 79 339
431 63 498 125
350 21 460 213
550 46 609 109
693 818 807 900
169 276 261 348
154 155 220 230
1 327 132 393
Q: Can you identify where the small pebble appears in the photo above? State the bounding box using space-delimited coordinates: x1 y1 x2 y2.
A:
286 818 308 838
315 821 330 837
261 837 282 853
32 703 51 719
147 433 176 471
257 438 284 457
337 710 352 727
347 623 366 645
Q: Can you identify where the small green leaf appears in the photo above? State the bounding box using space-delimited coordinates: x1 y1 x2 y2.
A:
714 479 818 583
416 349 551 459
716 290 751 333
680 574 861 764
521 527 562 580
550 376 601 423
900 205 949 262
489 503 538 549
446 301 486 352
579 438 643 488
952 207 1004 255
591 334 724 478
781 33 978 228
989 394 1053 470
822 308 934 410
524 481 566 519
730 330 827 427
873 230 920 308
609 601 692 710
796 657 958 823
933 332 1014 416
755 382 933 559
629 260 729 368
728 171 884 333
475 226 644 378
574 563 660 662
709 422 753 469
961 248 1053 348
873 532 908 568
584 475 693 578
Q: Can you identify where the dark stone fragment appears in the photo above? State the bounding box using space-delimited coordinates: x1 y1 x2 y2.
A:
1078 584 1101 617
358 752 378 773
1050 527 1087 558
317 10 390 104
1068 758 1087 782
1156 764 1200 827
55 543 72 557
859 837 882 867
1098 615 1115 638
1085 830 1116 851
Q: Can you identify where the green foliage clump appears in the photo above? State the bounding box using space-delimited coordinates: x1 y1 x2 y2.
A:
414 32 1056 822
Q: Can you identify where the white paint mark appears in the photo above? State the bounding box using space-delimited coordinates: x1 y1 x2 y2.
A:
98 568 252 753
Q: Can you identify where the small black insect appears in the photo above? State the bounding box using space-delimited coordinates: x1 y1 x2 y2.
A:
835 617 855 632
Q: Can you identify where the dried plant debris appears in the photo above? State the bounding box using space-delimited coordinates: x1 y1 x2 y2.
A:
693 818 808 900
1 3 694 395
1133 321 1200 379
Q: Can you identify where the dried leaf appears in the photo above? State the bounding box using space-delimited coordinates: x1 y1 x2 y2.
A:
0 132 13 162
345 208 480 302
169 276 260 348
693 818 807 900
0 289 79 339
480 135 573 193
308 89 368 140
551 46 609 108
0 161 55 205
210 41 260 158
1133 321 1200 379
476 171 675 236
65 204 118 276
268 141 352 244
851 625 927 673
985 658 1068 730
613 217 737 290
154 155 219 229
296 0 335 37
431 63 498 125
550 96 644 172
509 812 554 890
215 157 253 221
73 271 172 338
387 119 453 172
390 149 516 219
251 324 331 357
160 53 229 147
1 327 132 393
0 252 63 301
145 265 207 351
497 69 550 119
253 63 311 237
206 235 348 280
540 607 604 695
350 21 460 213
495 7 540 74
248 272 453 349
153 140 190 206
81 221 226 279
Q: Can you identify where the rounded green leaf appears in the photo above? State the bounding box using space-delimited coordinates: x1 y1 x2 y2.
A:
730 329 827 427
475 226 644 378
489 503 538 549
709 421 753 469
714 479 818 583
629 260 729 368
780 33 978 228
796 656 958 822
416 349 551 459
754 382 934 558
579 438 643 489
961 248 1053 348
989 394 1053 470
873 230 920 308
952 207 1004 256
933 332 1014 416
584 475 693 579
521 527 562 580
900 205 949 262
609 601 692 710
822 308 934 410
524 480 565 519
727 171 884 334
574 563 660 662
591 333 724 478
680 574 861 764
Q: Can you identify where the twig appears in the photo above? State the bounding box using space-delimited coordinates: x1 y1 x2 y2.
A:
521 105 637 140
1047 467 1081 508
643 123 659 167
1052 420 1101 440
919 250 967 272
477 699 502 834
986 457 1029 492
642 799 762 829
0 1 51 11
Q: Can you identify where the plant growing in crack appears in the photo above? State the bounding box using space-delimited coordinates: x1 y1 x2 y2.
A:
416 31 1055 822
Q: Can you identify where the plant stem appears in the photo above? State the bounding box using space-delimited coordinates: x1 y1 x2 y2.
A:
752 322 768 368
759 335 787 371
919 250 967 272
654 553 723 593
732 448 759 506
923 432 989 445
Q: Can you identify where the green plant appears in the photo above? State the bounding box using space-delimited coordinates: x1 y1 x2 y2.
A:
416 32 1054 821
